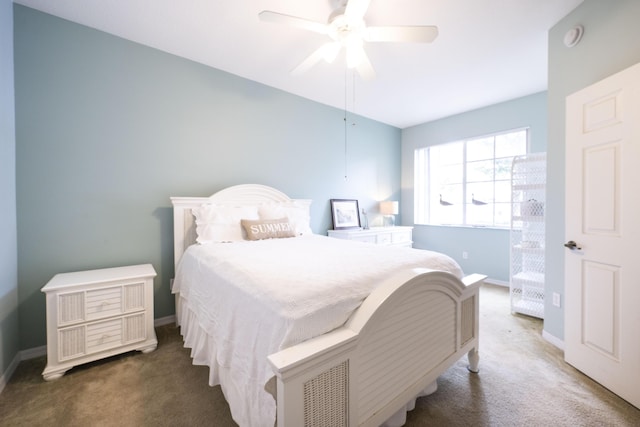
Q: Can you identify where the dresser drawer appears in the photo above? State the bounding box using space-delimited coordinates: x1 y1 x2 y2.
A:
391 230 412 244
376 233 392 245
353 235 377 244
86 287 122 320
58 313 148 361
57 282 146 326
86 318 124 354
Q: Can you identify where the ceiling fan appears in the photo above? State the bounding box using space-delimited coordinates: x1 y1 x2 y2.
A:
259 0 438 80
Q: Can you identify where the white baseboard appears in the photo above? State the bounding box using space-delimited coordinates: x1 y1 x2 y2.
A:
0 345 47 395
484 278 509 287
542 330 565 351
154 315 176 326
20 345 46 360
0 353 21 395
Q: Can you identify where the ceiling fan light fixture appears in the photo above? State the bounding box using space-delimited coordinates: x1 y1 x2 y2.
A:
259 0 438 79
345 36 365 68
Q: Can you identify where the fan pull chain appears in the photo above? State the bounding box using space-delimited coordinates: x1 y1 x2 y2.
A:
343 71 358 181
352 71 356 125
344 69 348 181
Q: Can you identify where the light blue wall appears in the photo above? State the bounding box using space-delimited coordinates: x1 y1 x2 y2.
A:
14 6 401 349
545 0 640 341
401 93 547 281
0 0 19 377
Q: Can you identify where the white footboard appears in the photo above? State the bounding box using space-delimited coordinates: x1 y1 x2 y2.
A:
268 269 485 427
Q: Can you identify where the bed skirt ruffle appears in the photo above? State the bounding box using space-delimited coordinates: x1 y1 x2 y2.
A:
177 295 437 427
176 296 277 427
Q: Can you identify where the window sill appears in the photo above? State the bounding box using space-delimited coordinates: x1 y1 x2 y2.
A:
414 223 510 231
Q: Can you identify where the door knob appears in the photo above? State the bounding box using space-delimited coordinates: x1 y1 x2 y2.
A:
564 240 581 250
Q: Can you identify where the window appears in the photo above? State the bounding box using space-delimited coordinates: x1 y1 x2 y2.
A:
414 128 528 228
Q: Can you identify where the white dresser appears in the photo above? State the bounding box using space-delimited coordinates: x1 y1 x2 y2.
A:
327 226 413 247
41 264 158 381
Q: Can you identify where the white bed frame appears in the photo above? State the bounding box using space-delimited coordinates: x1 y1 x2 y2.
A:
171 184 485 427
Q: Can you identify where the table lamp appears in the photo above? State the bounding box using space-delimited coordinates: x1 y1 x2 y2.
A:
379 201 399 227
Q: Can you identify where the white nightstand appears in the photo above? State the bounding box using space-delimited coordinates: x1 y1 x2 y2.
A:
327 226 413 247
41 264 158 381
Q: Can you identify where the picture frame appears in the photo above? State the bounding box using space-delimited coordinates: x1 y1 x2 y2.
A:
330 199 361 230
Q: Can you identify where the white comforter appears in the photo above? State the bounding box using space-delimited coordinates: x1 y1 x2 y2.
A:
172 234 463 427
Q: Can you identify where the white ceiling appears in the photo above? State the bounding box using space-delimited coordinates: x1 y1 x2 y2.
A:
14 0 583 128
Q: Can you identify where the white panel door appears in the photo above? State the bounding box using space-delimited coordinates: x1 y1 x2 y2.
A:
565 61 640 409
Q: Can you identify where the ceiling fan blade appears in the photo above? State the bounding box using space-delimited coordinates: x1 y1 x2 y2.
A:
259 10 328 35
344 0 371 20
366 25 439 43
322 41 342 63
291 43 337 76
355 51 376 81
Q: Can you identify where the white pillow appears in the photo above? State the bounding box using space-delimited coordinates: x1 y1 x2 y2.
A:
258 201 312 235
192 204 259 243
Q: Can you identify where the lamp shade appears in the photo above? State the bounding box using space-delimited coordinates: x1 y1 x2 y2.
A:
379 201 399 215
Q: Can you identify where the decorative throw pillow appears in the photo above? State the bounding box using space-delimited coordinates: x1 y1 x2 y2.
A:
241 217 296 240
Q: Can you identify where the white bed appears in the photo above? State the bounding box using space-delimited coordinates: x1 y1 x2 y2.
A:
170 184 485 427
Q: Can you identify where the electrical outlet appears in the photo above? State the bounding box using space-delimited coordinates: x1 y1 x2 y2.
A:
552 292 561 307
462 251 468 260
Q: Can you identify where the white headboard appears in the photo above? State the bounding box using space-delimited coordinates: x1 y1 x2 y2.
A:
170 184 311 268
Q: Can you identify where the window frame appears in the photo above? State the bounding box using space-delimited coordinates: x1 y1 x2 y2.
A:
414 127 530 229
